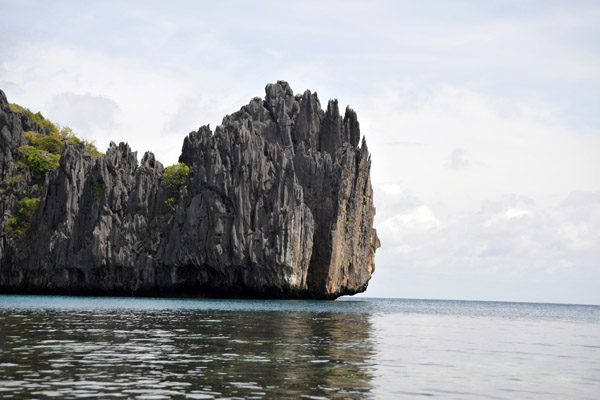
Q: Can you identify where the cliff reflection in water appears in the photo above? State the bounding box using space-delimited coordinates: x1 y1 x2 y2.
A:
0 305 376 398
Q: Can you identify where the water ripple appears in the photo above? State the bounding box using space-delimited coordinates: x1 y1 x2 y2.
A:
1 296 599 399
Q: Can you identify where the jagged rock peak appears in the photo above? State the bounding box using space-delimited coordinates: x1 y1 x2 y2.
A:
0 82 380 299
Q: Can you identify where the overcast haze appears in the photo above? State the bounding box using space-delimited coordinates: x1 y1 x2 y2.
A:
1 0 599 304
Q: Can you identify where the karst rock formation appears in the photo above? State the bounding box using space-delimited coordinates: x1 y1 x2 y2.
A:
0 81 380 299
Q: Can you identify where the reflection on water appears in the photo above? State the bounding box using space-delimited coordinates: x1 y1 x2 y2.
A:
0 306 375 399
2 296 600 399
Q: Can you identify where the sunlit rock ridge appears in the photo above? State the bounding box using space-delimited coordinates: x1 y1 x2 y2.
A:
0 81 380 299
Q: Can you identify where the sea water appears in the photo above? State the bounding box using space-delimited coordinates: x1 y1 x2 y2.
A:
0 296 598 399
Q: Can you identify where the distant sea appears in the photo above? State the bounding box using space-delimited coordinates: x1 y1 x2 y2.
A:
0 296 598 399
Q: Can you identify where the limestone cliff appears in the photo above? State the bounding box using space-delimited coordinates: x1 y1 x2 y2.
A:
0 81 379 299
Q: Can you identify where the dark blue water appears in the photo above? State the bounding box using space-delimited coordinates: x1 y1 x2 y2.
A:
0 296 599 399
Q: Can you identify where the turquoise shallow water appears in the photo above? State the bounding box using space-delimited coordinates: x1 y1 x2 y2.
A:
0 296 599 399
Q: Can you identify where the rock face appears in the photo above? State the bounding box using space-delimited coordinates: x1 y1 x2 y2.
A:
0 82 380 299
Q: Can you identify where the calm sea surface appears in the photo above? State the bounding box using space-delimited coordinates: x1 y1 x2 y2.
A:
0 296 598 399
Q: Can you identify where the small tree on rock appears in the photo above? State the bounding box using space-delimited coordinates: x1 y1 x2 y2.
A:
162 162 189 191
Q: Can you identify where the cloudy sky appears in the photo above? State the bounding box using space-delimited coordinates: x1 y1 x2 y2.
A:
1 0 599 304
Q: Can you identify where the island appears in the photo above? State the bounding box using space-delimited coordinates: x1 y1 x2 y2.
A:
0 81 380 299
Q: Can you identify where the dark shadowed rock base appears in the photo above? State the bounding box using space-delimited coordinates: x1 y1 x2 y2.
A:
0 82 380 299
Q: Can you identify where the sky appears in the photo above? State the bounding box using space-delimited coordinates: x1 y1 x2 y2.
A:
1 0 599 305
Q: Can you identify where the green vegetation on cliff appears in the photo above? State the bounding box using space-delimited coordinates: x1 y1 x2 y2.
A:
10 104 104 177
6 197 40 237
162 162 189 190
17 143 61 175
9 103 56 133
6 105 107 237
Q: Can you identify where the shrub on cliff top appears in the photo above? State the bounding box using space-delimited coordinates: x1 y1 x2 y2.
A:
162 163 189 190
53 125 103 156
16 125 105 177
10 103 57 134
11 104 105 164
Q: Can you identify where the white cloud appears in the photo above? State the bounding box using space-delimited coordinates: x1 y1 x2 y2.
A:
49 92 119 131
1 0 599 303
504 209 531 220
1 44 180 158
365 82 600 302
364 84 600 213
447 148 470 170
375 190 600 275
0 41 256 165
378 205 442 244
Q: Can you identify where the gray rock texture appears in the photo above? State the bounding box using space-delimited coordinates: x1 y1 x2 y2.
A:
0 82 380 299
